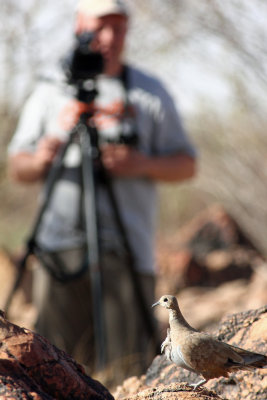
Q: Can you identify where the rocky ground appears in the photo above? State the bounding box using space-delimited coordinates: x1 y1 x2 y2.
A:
0 204 266 399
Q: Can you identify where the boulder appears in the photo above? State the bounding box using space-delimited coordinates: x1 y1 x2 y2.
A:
114 306 267 400
155 263 267 333
156 204 264 291
0 310 114 400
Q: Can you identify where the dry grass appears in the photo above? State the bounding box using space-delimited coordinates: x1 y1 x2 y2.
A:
158 110 267 256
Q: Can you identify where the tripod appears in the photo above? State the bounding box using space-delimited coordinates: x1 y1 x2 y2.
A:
5 88 159 370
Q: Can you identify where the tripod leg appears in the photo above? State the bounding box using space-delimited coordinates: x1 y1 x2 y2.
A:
5 129 78 315
80 126 106 370
4 250 30 314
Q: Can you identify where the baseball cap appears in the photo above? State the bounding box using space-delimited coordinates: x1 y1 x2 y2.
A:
76 0 130 18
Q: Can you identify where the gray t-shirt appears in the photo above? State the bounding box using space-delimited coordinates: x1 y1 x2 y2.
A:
8 65 196 274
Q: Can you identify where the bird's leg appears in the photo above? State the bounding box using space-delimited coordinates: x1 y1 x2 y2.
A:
189 378 207 390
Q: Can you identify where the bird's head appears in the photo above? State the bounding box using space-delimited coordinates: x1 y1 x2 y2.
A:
152 295 178 310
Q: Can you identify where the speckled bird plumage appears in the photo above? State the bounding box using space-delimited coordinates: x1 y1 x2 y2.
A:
153 295 267 389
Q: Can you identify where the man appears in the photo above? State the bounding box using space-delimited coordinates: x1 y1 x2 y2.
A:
8 0 197 377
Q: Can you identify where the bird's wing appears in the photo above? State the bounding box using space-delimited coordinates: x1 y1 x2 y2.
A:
180 333 243 372
171 342 197 373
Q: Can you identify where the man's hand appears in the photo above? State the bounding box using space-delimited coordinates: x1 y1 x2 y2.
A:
101 143 196 182
101 144 148 178
8 136 63 183
33 136 63 177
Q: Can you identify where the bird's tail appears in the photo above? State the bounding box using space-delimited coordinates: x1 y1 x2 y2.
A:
229 346 267 370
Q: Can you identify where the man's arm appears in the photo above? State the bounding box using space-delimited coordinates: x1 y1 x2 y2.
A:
8 137 63 183
101 144 196 182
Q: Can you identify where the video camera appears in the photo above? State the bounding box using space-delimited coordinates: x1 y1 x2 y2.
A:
63 32 138 147
64 32 104 83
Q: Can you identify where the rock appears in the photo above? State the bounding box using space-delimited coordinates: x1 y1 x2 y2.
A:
116 382 222 399
156 204 264 291
155 264 267 332
114 306 267 400
154 262 267 335
177 204 259 254
0 311 114 400
114 376 147 399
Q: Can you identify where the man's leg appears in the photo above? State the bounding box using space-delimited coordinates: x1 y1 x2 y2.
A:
101 252 156 376
33 260 94 367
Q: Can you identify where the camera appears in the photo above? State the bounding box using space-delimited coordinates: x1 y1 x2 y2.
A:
63 32 138 147
64 32 104 82
103 131 139 148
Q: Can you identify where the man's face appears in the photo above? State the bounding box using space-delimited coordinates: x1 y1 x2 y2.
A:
75 14 128 74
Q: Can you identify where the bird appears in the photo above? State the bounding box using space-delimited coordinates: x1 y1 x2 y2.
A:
152 294 267 390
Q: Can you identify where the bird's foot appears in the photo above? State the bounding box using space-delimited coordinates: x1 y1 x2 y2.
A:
189 379 207 390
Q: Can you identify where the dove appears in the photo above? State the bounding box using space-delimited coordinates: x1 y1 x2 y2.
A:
152 294 267 390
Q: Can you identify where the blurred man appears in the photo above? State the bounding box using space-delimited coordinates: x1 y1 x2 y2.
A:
8 0 197 377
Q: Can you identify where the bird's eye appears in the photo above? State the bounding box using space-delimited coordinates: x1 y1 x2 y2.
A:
163 298 168 302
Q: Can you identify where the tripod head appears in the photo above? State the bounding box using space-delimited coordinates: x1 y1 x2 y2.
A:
75 79 98 104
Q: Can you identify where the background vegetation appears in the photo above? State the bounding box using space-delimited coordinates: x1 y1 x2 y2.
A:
1 0 267 255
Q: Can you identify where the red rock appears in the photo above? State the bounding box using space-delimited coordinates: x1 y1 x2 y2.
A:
156 204 264 290
0 310 114 400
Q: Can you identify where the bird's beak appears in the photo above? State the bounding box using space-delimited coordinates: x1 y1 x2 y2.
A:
152 300 160 308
